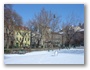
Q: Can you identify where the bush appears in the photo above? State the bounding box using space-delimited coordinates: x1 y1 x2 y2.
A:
41 45 43 48
4 49 11 54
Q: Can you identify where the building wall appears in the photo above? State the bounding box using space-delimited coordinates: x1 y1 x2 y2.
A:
14 30 31 48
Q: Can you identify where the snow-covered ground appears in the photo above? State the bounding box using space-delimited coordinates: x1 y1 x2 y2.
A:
4 48 84 64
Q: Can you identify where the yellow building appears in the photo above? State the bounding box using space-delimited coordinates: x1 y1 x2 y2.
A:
14 26 31 48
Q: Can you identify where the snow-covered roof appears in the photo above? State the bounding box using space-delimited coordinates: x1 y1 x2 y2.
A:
74 26 81 32
79 29 84 32
59 32 64 34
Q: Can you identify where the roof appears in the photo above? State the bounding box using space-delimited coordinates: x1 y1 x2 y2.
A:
79 29 84 32
73 26 81 32
59 32 64 34
18 26 29 31
51 32 61 35
42 26 51 29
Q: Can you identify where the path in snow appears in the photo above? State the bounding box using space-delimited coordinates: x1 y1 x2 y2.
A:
4 49 84 64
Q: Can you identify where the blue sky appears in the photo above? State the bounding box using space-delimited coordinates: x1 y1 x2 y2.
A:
12 4 84 25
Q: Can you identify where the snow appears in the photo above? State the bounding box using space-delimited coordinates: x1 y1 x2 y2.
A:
79 29 84 32
4 49 84 64
59 32 64 34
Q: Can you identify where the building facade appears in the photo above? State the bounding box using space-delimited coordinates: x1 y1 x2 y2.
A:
4 25 31 48
14 26 31 48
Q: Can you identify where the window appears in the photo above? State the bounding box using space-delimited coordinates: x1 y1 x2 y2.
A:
6 28 7 32
28 38 29 41
24 33 26 35
19 32 21 35
20 38 21 40
25 43 26 46
25 38 26 41
16 43 18 47
16 37 18 41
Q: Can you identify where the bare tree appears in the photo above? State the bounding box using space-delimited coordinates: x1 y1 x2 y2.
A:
50 15 61 49
17 28 30 49
4 4 23 49
27 8 61 50
62 13 82 48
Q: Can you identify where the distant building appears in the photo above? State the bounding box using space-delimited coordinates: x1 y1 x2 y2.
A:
4 25 31 48
61 25 84 46
14 26 31 48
